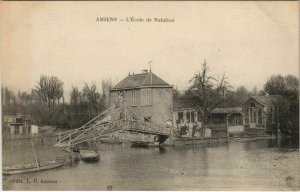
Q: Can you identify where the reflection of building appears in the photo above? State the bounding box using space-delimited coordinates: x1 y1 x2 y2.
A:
208 107 244 137
109 70 173 126
243 95 281 130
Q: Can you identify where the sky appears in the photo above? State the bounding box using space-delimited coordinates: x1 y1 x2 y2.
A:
1 1 299 101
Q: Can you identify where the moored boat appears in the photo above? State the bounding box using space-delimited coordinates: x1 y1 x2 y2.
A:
80 150 100 162
2 160 64 175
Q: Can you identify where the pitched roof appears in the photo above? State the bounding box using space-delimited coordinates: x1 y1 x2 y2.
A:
250 95 282 106
112 72 172 90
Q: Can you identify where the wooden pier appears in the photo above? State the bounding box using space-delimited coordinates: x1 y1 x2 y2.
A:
170 136 229 146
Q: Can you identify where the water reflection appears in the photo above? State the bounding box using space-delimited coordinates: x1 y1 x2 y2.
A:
2 137 300 191
243 138 299 151
158 146 166 154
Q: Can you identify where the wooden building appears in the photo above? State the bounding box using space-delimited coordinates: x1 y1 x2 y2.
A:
243 95 281 130
109 70 173 127
208 107 244 137
3 115 32 135
173 108 199 129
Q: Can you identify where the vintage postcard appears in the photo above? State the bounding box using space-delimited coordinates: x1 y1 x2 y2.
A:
0 1 299 191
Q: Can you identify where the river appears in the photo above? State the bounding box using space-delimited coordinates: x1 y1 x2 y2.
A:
2 137 299 190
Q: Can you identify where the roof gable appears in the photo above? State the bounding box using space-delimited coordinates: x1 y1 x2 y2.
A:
247 95 282 106
112 72 171 90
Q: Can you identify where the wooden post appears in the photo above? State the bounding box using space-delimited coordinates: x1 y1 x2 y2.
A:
31 142 40 171
256 110 259 126
94 137 100 152
276 106 279 140
226 115 229 136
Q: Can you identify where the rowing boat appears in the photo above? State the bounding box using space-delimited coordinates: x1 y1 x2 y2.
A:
3 160 64 175
80 150 100 162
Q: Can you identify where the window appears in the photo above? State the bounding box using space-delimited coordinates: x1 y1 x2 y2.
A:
191 111 195 123
258 109 262 124
186 112 191 123
177 112 183 123
197 111 202 122
141 89 152 106
110 92 118 104
131 90 137 106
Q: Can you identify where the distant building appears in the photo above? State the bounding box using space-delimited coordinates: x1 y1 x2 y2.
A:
3 115 32 135
109 70 173 126
243 95 282 130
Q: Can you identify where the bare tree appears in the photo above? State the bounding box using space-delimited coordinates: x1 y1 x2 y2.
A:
2 87 16 106
225 86 251 107
70 86 81 105
82 82 100 114
188 60 232 129
101 79 114 109
34 75 64 108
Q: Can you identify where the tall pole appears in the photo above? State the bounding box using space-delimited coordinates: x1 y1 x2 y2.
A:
31 141 40 170
276 106 279 140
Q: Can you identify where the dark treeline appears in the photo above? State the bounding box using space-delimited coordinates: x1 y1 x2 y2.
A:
2 75 113 130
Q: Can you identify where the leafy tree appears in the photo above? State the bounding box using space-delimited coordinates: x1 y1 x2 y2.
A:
264 74 299 139
224 86 253 107
264 75 286 95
